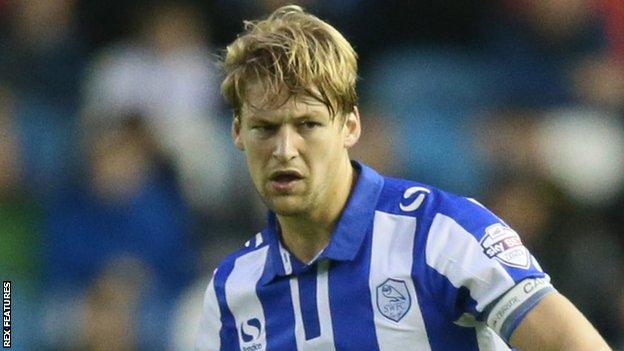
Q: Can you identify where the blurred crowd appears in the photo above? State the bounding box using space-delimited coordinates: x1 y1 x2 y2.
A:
0 0 623 349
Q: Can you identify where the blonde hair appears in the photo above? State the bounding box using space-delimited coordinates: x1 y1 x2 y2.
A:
221 5 358 119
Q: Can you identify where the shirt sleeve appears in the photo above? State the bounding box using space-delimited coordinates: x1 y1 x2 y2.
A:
423 195 555 342
195 276 222 351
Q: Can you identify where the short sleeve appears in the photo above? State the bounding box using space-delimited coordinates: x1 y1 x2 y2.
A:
423 195 553 341
196 276 222 351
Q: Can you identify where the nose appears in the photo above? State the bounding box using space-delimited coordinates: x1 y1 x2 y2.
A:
272 126 299 161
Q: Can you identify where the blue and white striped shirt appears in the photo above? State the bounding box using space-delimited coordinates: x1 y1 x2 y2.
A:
197 162 555 350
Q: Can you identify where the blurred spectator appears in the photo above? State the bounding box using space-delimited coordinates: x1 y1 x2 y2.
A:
536 108 624 207
478 108 542 175
41 116 197 350
0 85 43 350
562 222 623 342
365 47 493 195
350 106 401 176
600 0 624 61
82 256 148 351
0 0 85 196
484 0 607 106
572 56 624 111
480 105 624 344
485 172 624 342
478 107 624 209
81 1 236 213
2 0 83 99
486 175 560 250
0 86 40 291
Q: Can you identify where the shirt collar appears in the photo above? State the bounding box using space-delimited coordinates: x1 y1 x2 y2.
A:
261 161 384 284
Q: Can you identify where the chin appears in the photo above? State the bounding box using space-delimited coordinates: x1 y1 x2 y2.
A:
266 195 309 216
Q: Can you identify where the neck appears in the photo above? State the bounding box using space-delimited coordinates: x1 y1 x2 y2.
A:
276 158 356 263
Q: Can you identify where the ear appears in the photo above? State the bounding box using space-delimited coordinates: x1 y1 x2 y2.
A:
343 106 361 149
232 116 245 151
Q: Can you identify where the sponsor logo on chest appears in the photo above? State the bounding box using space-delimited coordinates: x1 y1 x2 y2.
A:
240 318 263 351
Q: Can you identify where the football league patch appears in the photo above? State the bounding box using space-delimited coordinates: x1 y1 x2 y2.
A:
479 224 530 269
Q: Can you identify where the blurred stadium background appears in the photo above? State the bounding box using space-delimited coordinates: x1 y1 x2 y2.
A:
0 0 623 349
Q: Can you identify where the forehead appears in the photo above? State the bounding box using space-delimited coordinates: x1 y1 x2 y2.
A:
240 81 330 120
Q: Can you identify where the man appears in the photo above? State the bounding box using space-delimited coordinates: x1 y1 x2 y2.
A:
197 5 611 351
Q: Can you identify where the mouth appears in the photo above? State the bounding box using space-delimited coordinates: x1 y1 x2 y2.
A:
269 170 304 191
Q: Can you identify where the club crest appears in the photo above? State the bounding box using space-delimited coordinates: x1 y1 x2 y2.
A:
376 278 411 322
480 223 530 269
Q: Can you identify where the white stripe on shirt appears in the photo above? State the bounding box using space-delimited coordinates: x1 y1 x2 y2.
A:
225 247 269 350
425 213 516 312
369 211 431 351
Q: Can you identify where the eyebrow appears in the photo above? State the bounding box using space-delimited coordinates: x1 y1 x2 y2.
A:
291 113 321 121
247 112 323 124
246 115 274 124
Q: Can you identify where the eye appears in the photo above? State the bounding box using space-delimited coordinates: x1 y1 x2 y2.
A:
301 121 321 129
251 125 276 132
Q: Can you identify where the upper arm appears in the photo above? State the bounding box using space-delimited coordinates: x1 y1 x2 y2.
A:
423 195 548 322
509 292 611 351
422 193 611 350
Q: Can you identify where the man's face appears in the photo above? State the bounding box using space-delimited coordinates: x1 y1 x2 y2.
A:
232 82 360 216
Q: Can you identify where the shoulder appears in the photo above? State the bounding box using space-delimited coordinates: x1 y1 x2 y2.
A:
374 175 506 253
211 231 270 288
377 175 533 271
377 176 498 231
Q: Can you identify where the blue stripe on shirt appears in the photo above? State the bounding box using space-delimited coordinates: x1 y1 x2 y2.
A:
213 258 240 351
257 274 298 350
410 216 481 351
416 265 481 350
329 235 380 351
298 267 321 340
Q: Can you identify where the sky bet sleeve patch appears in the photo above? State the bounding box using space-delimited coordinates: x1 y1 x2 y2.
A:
480 223 531 269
